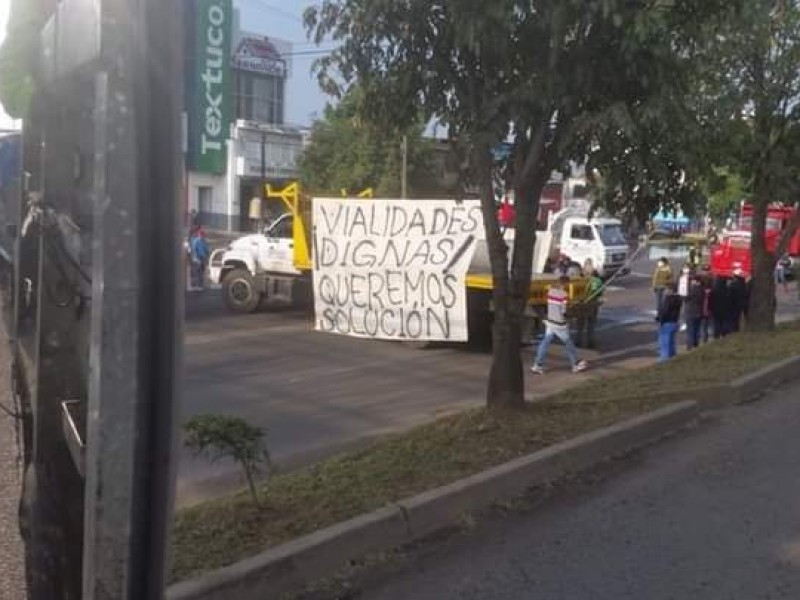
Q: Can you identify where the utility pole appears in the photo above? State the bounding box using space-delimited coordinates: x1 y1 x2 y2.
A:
401 135 408 199
260 129 267 200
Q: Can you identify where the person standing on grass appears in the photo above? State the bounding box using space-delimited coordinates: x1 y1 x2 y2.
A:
711 276 731 338
531 276 588 375
657 288 682 362
677 264 692 298
652 257 674 315
699 265 714 343
728 268 748 333
684 275 704 350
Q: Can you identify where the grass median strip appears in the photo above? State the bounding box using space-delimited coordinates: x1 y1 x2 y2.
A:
172 319 800 582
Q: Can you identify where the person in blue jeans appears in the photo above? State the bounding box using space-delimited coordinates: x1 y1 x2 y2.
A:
657 288 682 362
683 275 704 350
532 276 588 374
189 226 210 290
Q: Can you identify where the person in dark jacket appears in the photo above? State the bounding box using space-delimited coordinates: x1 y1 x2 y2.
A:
728 268 748 333
711 276 730 338
697 265 714 342
657 288 682 362
683 276 705 350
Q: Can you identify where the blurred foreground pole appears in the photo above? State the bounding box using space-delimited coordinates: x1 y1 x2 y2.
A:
81 0 183 597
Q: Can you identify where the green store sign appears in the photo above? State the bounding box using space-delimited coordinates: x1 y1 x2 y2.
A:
189 0 232 174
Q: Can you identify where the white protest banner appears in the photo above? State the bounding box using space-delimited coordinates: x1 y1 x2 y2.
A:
313 198 482 341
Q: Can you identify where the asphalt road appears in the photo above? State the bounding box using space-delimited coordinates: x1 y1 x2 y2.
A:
360 380 800 600
178 248 800 504
178 256 660 504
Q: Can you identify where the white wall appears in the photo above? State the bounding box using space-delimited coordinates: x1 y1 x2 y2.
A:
188 172 231 230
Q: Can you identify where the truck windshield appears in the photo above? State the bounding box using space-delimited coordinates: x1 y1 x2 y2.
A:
596 224 627 246
265 215 293 238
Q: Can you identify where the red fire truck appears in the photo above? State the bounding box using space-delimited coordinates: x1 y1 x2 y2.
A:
710 203 800 277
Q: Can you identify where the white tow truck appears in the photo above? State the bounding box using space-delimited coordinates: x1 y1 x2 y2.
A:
208 185 628 346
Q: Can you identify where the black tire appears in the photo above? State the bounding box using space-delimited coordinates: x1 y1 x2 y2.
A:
222 268 261 313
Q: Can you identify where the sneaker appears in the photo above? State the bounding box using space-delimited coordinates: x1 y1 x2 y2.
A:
530 365 545 374
572 360 588 373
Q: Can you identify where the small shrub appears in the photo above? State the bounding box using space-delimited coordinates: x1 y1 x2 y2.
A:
183 415 271 507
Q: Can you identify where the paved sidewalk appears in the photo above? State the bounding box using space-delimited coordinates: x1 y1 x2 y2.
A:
0 354 26 599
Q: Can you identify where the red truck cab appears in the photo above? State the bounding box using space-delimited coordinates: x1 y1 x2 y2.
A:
710 203 800 277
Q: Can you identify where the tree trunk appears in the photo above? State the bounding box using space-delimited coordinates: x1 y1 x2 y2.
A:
483 158 544 410
480 157 521 410
243 463 262 508
486 306 525 407
747 196 776 331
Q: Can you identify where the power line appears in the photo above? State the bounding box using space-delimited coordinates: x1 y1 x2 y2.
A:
244 0 302 23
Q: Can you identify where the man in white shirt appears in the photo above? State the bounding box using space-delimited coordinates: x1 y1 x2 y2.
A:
677 265 692 297
531 276 588 374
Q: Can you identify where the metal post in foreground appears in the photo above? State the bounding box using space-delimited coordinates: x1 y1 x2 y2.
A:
81 0 183 597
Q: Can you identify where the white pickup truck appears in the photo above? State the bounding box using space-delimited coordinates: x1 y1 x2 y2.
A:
539 208 630 277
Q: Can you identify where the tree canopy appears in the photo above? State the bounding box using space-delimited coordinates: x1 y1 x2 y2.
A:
675 0 800 329
0 0 52 119
305 0 731 408
298 89 434 197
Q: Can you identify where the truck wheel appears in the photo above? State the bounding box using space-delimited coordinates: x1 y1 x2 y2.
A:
222 269 261 313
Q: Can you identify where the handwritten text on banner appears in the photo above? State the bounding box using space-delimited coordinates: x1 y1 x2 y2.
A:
313 198 481 341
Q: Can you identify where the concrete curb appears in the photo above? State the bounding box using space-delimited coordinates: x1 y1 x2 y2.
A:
397 401 699 541
168 506 409 600
168 401 700 600
729 355 800 404
168 355 800 600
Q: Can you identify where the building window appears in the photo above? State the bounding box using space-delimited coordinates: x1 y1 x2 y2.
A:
198 186 213 223
234 71 285 125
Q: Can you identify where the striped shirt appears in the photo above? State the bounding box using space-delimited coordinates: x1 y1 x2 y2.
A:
547 287 569 325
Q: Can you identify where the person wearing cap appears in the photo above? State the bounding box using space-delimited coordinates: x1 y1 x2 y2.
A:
531 276 588 374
